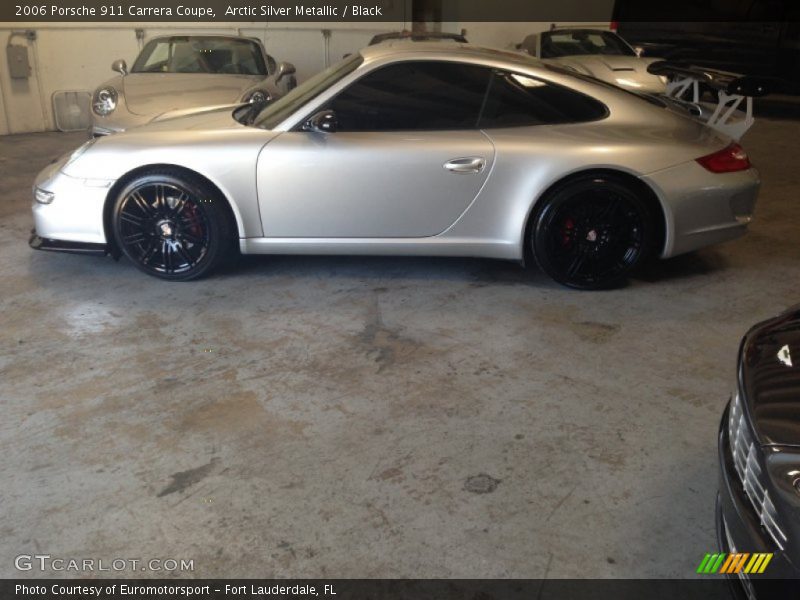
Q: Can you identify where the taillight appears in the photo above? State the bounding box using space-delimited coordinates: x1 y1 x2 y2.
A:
696 143 751 173
609 21 618 32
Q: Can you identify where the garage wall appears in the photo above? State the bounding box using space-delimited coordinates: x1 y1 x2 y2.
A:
0 22 409 134
0 66 9 134
0 20 609 135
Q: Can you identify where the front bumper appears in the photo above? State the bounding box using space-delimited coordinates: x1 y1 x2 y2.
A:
32 158 114 245
717 402 800 598
29 230 108 255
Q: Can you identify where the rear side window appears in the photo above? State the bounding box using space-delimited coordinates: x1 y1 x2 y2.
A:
329 61 491 131
479 70 608 128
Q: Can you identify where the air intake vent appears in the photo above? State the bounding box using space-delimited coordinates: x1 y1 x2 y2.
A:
729 392 788 550
52 91 91 132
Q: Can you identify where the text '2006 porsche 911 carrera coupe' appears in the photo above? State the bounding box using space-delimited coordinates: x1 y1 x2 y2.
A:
30 42 760 289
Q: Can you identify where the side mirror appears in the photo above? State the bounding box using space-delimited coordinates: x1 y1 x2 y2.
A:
634 46 645 57
112 59 128 75
276 61 296 82
303 110 337 134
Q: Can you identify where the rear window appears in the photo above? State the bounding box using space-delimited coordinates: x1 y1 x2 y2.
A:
479 70 608 128
544 64 667 108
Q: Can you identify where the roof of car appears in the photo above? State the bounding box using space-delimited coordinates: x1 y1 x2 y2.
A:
369 31 469 45
147 34 261 43
545 28 613 34
359 41 544 69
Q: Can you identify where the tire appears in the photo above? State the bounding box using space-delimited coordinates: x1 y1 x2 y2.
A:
531 175 655 290
111 170 235 281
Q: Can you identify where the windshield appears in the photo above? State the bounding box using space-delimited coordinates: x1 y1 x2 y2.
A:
541 30 635 59
254 53 364 129
132 37 266 75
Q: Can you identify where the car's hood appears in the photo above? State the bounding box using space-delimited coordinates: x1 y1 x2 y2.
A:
150 102 245 124
129 104 246 133
741 305 800 447
546 56 665 91
120 73 263 116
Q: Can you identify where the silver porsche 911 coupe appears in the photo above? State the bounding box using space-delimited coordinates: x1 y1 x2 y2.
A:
31 42 760 289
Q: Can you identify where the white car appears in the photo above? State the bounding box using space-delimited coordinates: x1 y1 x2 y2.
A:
518 28 667 94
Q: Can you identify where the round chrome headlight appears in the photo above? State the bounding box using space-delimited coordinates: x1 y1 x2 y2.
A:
245 89 270 105
92 87 118 116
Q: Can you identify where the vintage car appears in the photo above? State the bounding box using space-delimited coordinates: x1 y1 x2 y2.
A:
517 28 667 95
32 42 759 289
91 35 296 136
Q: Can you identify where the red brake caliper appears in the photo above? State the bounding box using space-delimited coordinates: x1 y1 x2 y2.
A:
184 202 203 240
562 217 575 248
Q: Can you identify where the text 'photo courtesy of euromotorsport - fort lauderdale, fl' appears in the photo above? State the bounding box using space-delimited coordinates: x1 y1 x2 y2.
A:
1 0 800 599
15 583 330 596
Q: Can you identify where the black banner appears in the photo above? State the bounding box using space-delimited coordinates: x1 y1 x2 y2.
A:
2 0 799 23
0 579 777 600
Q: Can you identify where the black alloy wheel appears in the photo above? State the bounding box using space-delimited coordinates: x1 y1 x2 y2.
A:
112 171 234 281
532 176 654 290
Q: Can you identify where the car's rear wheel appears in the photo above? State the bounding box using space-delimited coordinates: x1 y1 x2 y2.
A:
112 171 234 281
531 176 654 290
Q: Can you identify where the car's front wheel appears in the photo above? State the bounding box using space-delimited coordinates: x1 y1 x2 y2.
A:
112 171 235 281
531 175 655 290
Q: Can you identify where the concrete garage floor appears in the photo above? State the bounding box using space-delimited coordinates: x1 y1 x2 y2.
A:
0 115 798 580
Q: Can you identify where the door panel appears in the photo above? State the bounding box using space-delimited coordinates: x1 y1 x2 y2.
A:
257 130 494 238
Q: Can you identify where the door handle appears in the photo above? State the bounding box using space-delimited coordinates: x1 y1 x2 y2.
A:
444 156 486 174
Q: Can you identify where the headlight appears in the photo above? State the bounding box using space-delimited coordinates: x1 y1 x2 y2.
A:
34 187 54 205
244 89 270 104
92 87 118 116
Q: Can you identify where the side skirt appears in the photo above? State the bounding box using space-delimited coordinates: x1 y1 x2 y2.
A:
239 237 521 261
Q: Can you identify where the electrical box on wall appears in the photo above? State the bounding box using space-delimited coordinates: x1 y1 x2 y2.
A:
7 44 31 79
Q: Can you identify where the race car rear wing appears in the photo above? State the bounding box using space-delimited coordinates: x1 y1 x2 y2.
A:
647 61 772 140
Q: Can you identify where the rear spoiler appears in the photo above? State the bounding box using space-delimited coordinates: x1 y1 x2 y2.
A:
647 61 773 139
647 61 771 97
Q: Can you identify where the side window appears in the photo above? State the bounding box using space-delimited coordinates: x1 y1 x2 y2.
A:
479 71 608 128
328 61 491 132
